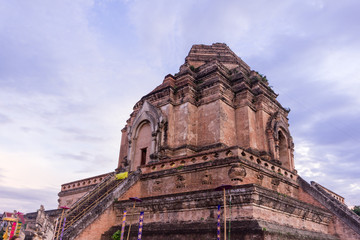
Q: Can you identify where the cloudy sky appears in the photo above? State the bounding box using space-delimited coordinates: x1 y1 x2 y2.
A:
0 0 359 213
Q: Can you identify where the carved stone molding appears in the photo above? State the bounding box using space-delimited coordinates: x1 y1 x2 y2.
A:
228 163 247 182
256 173 264 181
201 171 212 185
152 180 162 192
175 175 186 189
271 177 280 186
271 177 281 190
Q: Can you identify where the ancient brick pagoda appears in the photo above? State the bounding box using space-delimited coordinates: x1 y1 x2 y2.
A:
119 43 295 174
55 43 360 240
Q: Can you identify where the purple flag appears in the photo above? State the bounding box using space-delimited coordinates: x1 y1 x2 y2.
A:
120 210 127 240
137 211 144 240
217 205 221 240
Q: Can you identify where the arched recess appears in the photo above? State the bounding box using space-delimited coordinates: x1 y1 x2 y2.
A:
133 121 152 167
127 101 164 171
266 111 294 171
278 130 290 169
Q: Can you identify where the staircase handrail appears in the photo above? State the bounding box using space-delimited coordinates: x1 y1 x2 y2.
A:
62 170 140 240
68 172 115 208
53 172 115 238
64 172 115 216
63 176 127 230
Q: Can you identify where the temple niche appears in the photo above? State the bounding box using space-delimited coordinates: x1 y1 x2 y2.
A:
125 101 164 171
266 111 295 170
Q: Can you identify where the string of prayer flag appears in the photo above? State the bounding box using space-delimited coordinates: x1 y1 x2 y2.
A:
137 211 144 240
120 210 127 240
217 205 221 240
60 217 67 240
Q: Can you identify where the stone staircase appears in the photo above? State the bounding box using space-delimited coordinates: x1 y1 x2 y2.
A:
298 176 360 236
53 170 140 240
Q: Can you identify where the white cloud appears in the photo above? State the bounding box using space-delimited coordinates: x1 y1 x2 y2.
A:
1 0 360 211
349 183 360 193
295 140 326 178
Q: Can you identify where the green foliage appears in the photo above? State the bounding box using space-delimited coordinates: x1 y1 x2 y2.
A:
277 192 287 198
112 230 121 240
262 227 267 231
173 85 178 94
189 65 199 73
352 206 360 216
255 71 269 84
176 165 184 170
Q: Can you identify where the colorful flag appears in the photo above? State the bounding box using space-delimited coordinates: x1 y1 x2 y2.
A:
120 210 127 240
9 221 17 238
217 205 221 240
15 221 22 236
60 217 67 240
137 211 144 240
2 223 9 240
116 172 128 180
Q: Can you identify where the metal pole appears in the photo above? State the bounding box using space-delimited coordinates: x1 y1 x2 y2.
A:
217 205 221 240
120 210 127 240
59 217 67 240
53 218 59 240
223 188 226 240
55 208 65 240
126 202 136 240
228 194 232 240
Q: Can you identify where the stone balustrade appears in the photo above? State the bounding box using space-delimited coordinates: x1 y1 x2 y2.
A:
61 172 112 191
141 147 297 181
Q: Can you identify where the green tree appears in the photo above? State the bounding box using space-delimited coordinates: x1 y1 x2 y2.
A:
111 230 121 240
352 206 360 216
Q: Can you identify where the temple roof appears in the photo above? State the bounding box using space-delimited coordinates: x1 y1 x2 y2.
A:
185 43 251 74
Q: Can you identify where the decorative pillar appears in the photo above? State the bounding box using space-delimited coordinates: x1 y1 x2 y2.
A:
127 139 133 171
151 131 157 155
274 140 280 160
267 129 275 159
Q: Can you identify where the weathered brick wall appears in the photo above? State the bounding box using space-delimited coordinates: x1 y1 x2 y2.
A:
331 216 360 240
197 101 221 146
118 180 141 201
138 156 299 200
58 189 89 208
298 186 326 209
99 184 337 240
76 207 117 240
298 176 360 239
